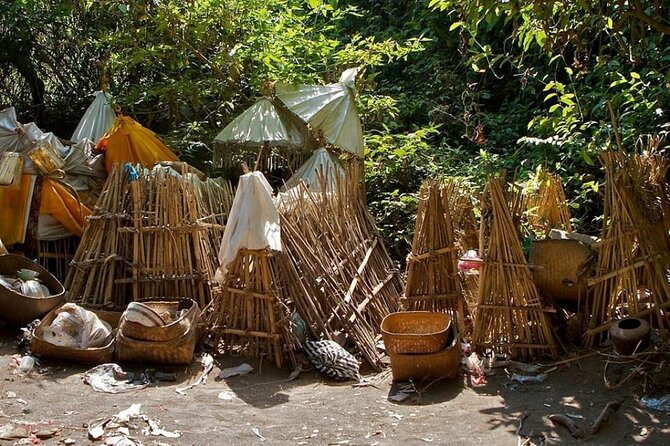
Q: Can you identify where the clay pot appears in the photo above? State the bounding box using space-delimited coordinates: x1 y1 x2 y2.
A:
609 317 650 355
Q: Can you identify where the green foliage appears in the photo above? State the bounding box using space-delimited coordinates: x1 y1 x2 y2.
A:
364 125 440 259
2 0 670 262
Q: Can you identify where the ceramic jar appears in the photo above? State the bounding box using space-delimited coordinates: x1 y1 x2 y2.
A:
609 317 650 355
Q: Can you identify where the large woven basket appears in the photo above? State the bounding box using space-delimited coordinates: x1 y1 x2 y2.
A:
31 307 118 364
115 322 197 365
529 239 593 311
120 298 199 342
381 311 451 354
388 325 461 382
0 254 65 326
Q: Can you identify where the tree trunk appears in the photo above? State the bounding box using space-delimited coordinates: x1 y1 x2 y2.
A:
11 55 46 125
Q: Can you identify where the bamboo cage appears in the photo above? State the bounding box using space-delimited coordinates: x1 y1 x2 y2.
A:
584 151 670 345
191 177 235 227
524 167 572 235
208 248 297 369
37 236 79 282
278 164 403 371
446 181 480 312
189 175 235 270
64 164 132 308
472 175 558 359
403 178 471 333
65 164 230 311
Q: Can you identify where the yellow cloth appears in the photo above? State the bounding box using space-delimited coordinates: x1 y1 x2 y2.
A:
98 115 179 173
0 174 34 244
40 179 92 237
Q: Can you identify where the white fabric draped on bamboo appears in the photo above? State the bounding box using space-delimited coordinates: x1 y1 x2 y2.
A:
215 171 281 279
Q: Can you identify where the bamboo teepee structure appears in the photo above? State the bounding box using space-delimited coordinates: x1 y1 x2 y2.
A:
585 151 670 345
210 249 297 369
278 164 402 371
403 179 471 331
66 164 230 310
525 167 572 235
472 175 557 359
65 164 132 308
208 171 297 369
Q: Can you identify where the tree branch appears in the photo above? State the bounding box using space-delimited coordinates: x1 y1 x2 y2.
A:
627 7 670 37
130 1 250 102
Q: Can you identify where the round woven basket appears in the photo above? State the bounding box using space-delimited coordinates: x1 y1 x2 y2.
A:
0 254 65 326
120 298 199 342
115 322 197 365
31 307 117 364
388 325 461 382
529 239 593 311
381 311 451 354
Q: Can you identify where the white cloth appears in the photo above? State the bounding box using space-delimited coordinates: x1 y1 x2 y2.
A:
37 214 74 241
214 97 302 146
276 67 363 157
216 171 281 279
281 148 345 193
71 91 115 144
0 107 21 153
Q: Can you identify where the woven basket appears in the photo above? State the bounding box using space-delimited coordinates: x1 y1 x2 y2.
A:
388 325 461 382
31 307 118 364
529 239 593 311
120 298 199 342
0 254 65 326
381 311 451 354
115 322 197 365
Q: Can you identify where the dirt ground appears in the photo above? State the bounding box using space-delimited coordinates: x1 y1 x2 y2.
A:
1 322 669 446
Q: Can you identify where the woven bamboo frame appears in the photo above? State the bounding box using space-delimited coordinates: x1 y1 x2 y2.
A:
525 167 572 235
584 151 670 345
403 178 472 334
277 164 402 371
472 175 557 359
65 164 233 311
208 248 297 369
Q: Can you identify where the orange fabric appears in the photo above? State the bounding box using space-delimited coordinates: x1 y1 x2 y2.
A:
40 179 92 237
98 115 178 173
0 174 34 244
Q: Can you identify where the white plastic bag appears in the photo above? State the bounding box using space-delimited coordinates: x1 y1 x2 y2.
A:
20 280 50 297
45 303 112 348
0 275 13 289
